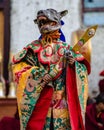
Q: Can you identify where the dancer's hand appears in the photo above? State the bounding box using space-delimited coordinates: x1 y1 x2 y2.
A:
42 74 52 84
65 50 75 67
67 55 75 67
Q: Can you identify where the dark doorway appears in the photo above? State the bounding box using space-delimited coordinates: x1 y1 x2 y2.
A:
0 0 10 95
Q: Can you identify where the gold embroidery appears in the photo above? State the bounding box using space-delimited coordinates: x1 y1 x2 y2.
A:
36 85 43 93
47 108 69 119
12 62 38 116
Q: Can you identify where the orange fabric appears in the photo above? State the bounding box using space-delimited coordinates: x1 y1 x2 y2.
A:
41 30 60 45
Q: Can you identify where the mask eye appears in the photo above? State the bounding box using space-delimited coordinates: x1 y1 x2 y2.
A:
37 10 43 15
38 19 46 27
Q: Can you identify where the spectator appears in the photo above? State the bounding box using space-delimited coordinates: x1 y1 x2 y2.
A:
99 70 104 93
0 107 20 130
85 92 104 130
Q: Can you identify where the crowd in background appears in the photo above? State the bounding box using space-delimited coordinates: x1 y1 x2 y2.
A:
86 70 104 130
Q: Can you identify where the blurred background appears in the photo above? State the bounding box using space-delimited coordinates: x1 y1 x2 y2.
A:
0 0 104 120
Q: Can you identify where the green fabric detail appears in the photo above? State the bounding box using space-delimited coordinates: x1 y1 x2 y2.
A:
73 51 83 59
19 50 26 57
75 61 87 110
54 71 65 90
20 67 46 129
13 49 27 62
18 40 87 130
21 88 40 129
43 117 71 130
26 40 41 51
62 42 68 46
55 42 67 50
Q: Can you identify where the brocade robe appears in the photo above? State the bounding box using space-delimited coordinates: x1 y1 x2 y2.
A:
12 39 90 130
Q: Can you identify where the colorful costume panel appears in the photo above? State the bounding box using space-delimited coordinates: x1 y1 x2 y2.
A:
12 39 89 130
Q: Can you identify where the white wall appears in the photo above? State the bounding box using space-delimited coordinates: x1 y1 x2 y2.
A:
10 0 104 96
88 28 104 96
10 0 81 53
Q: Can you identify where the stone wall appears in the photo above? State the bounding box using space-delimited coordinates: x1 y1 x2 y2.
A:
10 0 104 96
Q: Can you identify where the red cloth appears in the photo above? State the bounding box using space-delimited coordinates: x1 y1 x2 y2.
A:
99 70 104 76
26 59 89 130
66 67 85 130
85 103 104 130
0 117 20 130
99 79 104 93
26 86 53 130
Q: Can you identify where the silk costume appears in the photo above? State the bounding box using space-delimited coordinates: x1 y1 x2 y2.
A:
12 38 90 130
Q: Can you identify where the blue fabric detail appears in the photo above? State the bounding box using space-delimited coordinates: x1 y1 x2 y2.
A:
59 29 66 42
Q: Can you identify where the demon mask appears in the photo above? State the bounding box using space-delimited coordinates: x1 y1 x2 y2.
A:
34 9 68 34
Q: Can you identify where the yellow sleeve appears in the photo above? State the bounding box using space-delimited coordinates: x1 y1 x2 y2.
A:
12 62 38 116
